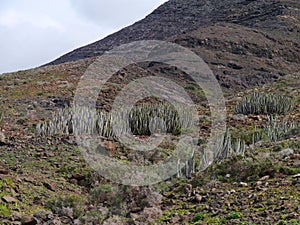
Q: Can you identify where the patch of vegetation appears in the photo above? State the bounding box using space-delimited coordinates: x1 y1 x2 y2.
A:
89 184 125 214
275 219 300 225
0 178 16 218
210 155 276 182
215 128 246 163
234 92 294 115
45 195 85 218
278 166 300 176
36 103 194 138
0 204 10 217
227 212 242 220
252 115 298 143
192 212 205 222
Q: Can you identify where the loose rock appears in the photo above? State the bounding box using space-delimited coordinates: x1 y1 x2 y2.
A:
277 148 294 159
2 195 17 203
21 216 37 225
240 182 248 187
43 182 55 191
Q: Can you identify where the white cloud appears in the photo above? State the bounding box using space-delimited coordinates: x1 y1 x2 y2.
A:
71 0 168 28
0 0 168 74
0 9 64 30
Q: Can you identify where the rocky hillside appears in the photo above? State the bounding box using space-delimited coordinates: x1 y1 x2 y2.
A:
48 0 300 88
49 0 300 65
0 0 299 224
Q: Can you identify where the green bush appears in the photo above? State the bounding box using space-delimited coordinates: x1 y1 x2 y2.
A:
0 204 10 217
192 213 205 222
227 212 241 220
234 92 294 115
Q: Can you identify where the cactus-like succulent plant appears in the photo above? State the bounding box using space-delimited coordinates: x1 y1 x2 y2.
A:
234 92 294 115
266 115 297 142
215 129 246 163
36 103 194 138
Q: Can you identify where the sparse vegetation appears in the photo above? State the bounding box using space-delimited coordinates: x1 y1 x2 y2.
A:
211 155 277 182
45 195 85 218
227 212 241 220
192 212 205 222
234 92 294 115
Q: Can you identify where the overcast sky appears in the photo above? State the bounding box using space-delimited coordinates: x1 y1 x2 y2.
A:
0 0 168 74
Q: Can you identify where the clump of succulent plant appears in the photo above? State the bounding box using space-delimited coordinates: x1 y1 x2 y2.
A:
250 115 297 145
214 128 246 163
266 115 297 142
36 103 194 138
234 92 294 115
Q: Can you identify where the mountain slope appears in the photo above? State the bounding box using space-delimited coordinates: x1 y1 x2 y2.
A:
48 0 300 66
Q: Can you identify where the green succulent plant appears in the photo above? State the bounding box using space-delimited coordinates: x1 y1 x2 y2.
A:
234 92 294 115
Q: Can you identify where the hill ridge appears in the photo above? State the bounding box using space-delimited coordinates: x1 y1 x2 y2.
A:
48 0 300 66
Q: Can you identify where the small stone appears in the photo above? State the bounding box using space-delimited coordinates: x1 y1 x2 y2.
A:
47 219 61 225
240 182 248 187
72 173 85 181
21 216 37 225
195 194 202 202
259 175 270 181
60 216 72 224
101 140 116 156
103 215 124 225
15 177 22 182
130 213 139 220
33 210 53 221
0 168 9 175
45 152 55 157
60 207 73 218
256 181 263 186
186 184 193 191
73 219 81 225
170 215 180 224
277 148 294 159
12 212 21 220
291 154 300 160
43 182 55 191
185 184 193 196
293 174 300 179
140 207 163 223
2 195 17 203
69 179 78 185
